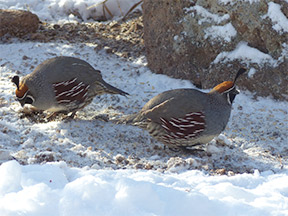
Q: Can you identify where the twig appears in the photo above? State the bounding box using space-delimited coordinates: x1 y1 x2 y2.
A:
122 0 143 20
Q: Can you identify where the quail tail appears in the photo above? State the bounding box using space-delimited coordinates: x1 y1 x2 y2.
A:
115 113 138 124
95 80 129 96
117 113 149 130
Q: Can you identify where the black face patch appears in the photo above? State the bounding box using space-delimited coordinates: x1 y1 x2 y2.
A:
25 96 34 105
18 93 34 107
227 87 239 104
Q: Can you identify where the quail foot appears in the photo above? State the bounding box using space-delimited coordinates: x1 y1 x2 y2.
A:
12 56 128 119
122 68 246 151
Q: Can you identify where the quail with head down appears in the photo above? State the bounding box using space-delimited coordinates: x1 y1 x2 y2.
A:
123 68 246 151
12 56 128 118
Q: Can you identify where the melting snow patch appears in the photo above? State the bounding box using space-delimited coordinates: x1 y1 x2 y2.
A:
248 68 257 78
218 0 261 5
213 42 277 66
204 23 237 43
264 2 288 34
185 5 230 24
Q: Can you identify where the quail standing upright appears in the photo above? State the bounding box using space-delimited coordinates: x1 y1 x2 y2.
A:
123 68 246 150
12 56 128 117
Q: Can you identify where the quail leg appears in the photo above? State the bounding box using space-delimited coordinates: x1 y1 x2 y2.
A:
167 143 205 154
45 111 76 121
19 106 45 122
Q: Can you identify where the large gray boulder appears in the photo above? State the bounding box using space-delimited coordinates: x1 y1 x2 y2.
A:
142 0 288 100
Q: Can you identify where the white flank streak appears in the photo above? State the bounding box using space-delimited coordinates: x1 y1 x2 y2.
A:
53 81 65 87
170 133 178 139
169 120 180 128
53 78 77 87
177 118 190 123
185 112 202 117
83 92 88 98
73 84 84 91
65 92 73 96
189 121 205 125
170 117 181 123
176 132 185 136
69 83 84 92
185 116 204 120
67 78 77 85
178 124 196 128
164 135 173 139
71 88 84 97
161 124 170 131
188 134 196 138
58 100 71 103
194 129 204 134
56 90 71 98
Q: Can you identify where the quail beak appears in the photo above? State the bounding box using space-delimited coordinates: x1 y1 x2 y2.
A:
19 99 26 107
15 98 26 107
235 88 240 95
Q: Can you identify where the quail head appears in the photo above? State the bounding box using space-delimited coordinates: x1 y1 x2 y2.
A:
12 56 128 117
124 68 246 150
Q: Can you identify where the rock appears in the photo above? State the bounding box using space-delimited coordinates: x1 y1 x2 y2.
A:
142 0 288 100
0 9 39 37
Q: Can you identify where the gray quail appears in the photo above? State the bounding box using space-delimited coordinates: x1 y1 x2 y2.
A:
123 68 246 150
12 56 128 118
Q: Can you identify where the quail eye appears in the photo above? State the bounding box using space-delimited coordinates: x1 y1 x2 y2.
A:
227 88 240 104
25 95 34 105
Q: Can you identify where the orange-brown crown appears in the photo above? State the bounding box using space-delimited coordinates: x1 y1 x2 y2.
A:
209 81 234 94
209 68 247 94
15 83 29 98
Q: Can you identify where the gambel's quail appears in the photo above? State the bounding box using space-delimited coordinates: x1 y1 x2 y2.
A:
12 56 128 117
123 68 246 150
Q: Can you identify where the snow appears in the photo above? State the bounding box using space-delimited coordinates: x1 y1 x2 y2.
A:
204 22 237 43
218 0 261 5
213 41 278 66
0 1 288 215
185 5 230 24
0 0 141 22
247 67 256 78
0 160 288 216
264 2 288 34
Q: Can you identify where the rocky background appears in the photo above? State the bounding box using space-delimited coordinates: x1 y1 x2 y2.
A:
1 1 287 100
143 0 288 100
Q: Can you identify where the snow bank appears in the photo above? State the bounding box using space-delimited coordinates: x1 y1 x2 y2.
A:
0 161 288 216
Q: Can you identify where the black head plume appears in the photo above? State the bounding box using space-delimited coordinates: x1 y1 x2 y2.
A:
234 68 246 83
12 76 20 90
